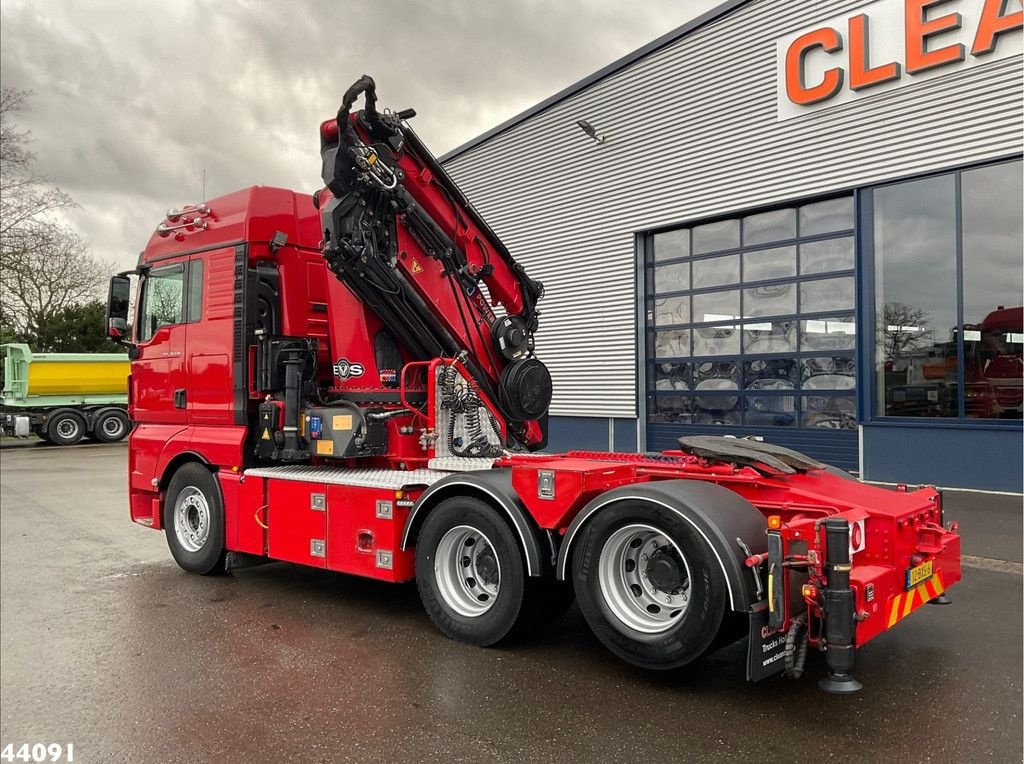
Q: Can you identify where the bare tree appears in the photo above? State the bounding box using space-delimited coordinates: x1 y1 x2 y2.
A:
878 302 934 362
0 87 113 339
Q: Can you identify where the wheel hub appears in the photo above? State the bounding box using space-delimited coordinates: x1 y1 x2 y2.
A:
646 549 686 592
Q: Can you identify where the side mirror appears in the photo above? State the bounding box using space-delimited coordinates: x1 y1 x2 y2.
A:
106 275 132 343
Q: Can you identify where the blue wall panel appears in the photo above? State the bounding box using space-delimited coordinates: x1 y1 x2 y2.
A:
863 425 1022 492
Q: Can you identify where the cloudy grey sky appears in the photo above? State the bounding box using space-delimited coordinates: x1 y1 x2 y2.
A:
0 0 721 271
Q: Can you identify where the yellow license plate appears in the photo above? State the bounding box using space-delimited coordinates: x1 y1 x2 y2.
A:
906 560 934 589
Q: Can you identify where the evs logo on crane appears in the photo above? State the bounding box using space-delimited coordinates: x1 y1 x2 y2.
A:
776 0 1023 119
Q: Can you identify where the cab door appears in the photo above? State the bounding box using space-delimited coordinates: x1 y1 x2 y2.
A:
132 260 189 425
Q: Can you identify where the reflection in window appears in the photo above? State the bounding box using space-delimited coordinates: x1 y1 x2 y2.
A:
139 266 185 341
801 356 856 388
693 290 740 323
746 393 797 427
648 395 693 424
692 254 740 289
800 197 854 236
744 320 797 355
650 295 689 326
745 358 798 387
744 208 796 246
693 219 740 254
653 229 690 262
800 237 854 275
692 324 740 356
801 317 856 351
744 246 796 282
873 174 957 418
654 261 689 293
652 362 691 391
961 160 1023 420
744 283 796 318
802 395 856 429
653 329 690 358
801 276 855 313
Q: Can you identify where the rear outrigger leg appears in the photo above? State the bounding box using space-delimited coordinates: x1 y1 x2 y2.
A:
818 518 863 694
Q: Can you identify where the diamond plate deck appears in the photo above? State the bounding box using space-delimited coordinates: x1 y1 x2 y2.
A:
244 465 452 489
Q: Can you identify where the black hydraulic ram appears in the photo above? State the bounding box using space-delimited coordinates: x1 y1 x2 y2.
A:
819 517 862 693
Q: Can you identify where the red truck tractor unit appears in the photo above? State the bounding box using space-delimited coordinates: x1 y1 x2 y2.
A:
107 76 961 691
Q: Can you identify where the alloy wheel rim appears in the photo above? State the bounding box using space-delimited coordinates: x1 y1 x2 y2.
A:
597 523 692 634
434 525 501 617
173 487 210 553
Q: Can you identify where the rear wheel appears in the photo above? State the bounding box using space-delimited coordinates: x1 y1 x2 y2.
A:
47 411 86 446
164 463 226 575
93 409 131 443
571 502 729 670
415 497 526 646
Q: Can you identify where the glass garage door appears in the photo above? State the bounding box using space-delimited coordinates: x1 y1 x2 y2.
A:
643 195 859 469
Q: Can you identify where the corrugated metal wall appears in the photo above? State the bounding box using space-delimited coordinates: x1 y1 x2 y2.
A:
442 0 1024 419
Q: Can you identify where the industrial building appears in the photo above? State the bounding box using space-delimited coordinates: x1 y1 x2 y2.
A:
441 0 1023 491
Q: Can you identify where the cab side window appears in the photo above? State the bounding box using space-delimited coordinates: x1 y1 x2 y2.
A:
187 259 204 323
138 265 185 341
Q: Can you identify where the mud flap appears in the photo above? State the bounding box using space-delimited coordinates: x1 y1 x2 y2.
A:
746 602 787 681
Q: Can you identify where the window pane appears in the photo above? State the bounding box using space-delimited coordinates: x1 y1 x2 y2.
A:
649 295 689 326
187 260 203 323
694 360 740 389
800 197 854 236
746 393 797 427
693 289 740 323
692 395 743 426
139 267 184 341
653 229 689 262
801 276 854 313
801 357 857 389
653 261 689 293
743 246 796 282
652 329 691 358
693 219 740 254
692 255 739 289
692 324 740 356
873 175 957 418
651 361 691 391
800 237 854 275
744 283 797 318
961 159 1023 420
802 395 856 429
744 358 798 388
648 394 693 424
801 316 856 351
743 208 796 246
743 320 797 355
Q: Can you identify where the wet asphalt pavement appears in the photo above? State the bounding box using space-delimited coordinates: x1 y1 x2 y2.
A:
1 441 1021 763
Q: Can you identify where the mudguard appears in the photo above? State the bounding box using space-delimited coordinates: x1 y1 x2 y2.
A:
555 480 768 612
401 469 545 577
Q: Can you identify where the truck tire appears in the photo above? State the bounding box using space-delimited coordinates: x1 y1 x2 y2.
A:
164 463 226 575
93 409 131 443
571 501 729 671
415 496 526 646
47 410 86 446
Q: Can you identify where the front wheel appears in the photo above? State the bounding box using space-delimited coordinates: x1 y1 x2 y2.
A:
164 463 226 575
571 502 730 670
415 497 526 646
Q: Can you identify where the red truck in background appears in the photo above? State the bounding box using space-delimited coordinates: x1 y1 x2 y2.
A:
106 76 961 692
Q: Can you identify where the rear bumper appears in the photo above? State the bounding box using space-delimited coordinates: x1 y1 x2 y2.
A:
853 527 961 645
